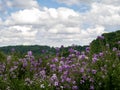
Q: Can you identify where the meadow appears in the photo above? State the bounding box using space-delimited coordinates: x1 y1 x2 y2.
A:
0 36 120 90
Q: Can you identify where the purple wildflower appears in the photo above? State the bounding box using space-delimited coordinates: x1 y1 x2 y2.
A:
97 36 104 40
80 80 85 84
117 51 120 57
72 86 78 90
50 64 56 71
92 69 97 74
118 41 120 44
54 81 59 86
72 81 76 84
82 75 87 80
40 70 46 79
66 77 71 83
80 68 84 73
58 66 63 72
27 51 32 57
63 71 69 75
22 59 28 67
42 50 45 53
89 78 94 82
82 62 86 65
50 74 58 81
60 45 64 49
99 52 104 57
60 61 64 65
9 66 18 72
90 85 94 90
86 47 90 53
52 58 58 62
112 47 117 51
69 48 74 53
92 57 98 63
78 54 86 60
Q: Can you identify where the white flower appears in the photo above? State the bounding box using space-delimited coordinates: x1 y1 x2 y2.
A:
40 84 45 88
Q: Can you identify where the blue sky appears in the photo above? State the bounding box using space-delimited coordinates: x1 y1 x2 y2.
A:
0 0 120 47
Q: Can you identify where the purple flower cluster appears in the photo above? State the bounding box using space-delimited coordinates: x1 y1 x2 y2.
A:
97 36 104 40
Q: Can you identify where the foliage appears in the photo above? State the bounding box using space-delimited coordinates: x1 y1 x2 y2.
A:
0 51 6 62
90 30 120 54
0 45 87 59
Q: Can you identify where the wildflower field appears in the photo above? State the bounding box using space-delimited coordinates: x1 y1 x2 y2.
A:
0 36 120 90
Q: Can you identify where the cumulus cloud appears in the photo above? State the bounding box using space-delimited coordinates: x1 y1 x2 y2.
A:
0 25 39 47
82 3 120 26
7 0 39 8
5 8 41 25
101 0 120 6
0 0 39 14
4 7 80 25
2 7 82 46
1 6 107 46
0 0 120 47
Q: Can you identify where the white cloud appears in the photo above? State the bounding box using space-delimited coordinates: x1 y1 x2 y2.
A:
4 7 80 25
5 0 39 9
82 3 120 26
0 7 84 46
101 0 120 6
48 24 81 34
0 25 37 46
9 25 37 39
0 0 39 15
1 1 120 47
5 8 41 25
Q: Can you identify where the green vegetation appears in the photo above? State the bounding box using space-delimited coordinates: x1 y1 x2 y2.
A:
90 30 120 54
0 45 88 58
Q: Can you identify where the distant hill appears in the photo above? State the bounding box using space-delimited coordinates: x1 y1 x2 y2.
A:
90 30 120 54
0 45 88 58
0 45 55 57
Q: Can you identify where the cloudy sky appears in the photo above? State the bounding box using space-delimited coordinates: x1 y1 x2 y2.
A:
0 0 120 47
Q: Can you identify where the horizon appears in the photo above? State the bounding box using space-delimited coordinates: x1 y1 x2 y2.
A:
0 43 89 48
0 0 120 47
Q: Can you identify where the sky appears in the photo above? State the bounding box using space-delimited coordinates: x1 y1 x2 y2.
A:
0 0 120 47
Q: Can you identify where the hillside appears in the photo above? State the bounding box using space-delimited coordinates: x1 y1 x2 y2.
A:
90 30 120 54
0 45 88 58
